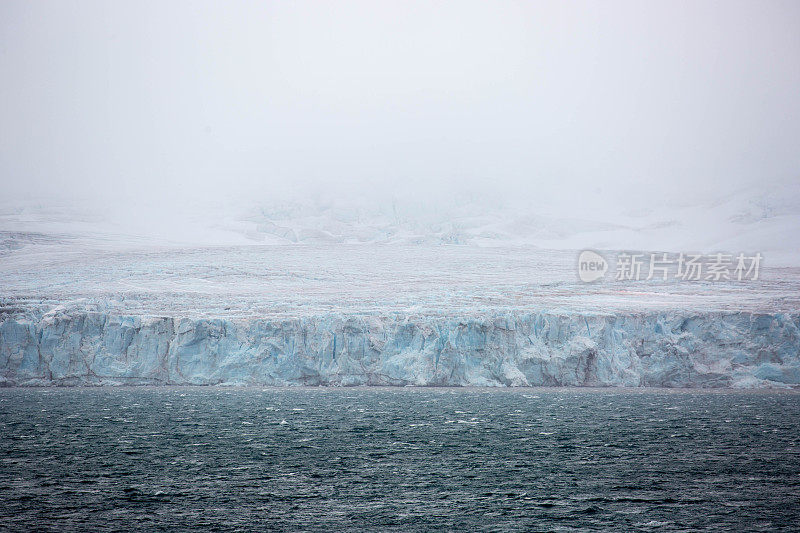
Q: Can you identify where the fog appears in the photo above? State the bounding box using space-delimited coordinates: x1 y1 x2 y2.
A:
1 0 799 220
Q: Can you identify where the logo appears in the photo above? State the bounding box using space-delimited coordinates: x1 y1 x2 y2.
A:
578 250 608 282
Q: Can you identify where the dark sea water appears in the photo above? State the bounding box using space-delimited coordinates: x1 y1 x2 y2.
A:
1 388 799 532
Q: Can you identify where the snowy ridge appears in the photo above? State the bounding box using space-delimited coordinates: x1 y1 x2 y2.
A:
3 182 800 264
237 184 800 263
1 310 798 388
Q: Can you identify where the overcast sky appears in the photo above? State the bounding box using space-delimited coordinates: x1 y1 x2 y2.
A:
1 0 798 213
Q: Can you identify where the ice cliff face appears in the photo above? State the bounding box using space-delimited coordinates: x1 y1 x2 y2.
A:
1 310 798 388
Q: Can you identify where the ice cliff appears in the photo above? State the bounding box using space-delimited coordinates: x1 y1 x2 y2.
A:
1 309 798 388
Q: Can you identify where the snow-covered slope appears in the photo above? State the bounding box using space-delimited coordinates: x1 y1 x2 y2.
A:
3 182 800 264
232 184 800 266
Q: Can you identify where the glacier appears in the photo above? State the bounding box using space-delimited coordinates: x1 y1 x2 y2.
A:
1 229 799 388
1 309 798 388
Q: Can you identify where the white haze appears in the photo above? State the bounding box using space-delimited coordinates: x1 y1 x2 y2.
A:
1 0 799 252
